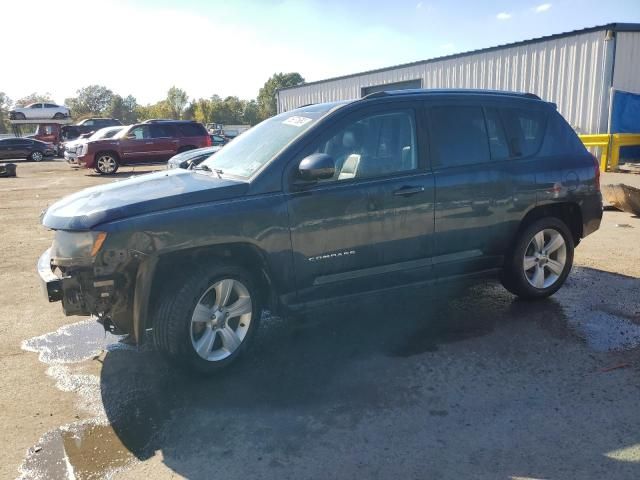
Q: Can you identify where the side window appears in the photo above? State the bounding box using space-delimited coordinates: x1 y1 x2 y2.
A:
539 110 586 156
128 126 150 139
501 107 547 157
178 123 206 137
484 108 510 160
30 104 42 109
150 124 173 138
314 110 417 182
429 106 490 167
44 103 57 108
83 120 94 126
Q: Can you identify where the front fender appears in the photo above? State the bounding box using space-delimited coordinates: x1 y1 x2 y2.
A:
132 255 158 344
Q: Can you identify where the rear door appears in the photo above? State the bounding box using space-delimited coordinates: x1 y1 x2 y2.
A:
286 103 435 304
149 124 178 159
428 99 537 277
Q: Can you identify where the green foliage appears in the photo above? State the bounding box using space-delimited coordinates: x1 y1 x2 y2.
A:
15 92 54 107
0 92 12 133
166 86 189 119
2 71 305 131
65 85 114 118
257 72 304 119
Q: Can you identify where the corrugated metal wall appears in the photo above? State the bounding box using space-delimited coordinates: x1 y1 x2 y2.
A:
613 32 640 95
278 30 614 133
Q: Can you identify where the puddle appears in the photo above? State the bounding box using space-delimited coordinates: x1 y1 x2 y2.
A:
19 319 158 480
20 422 139 480
21 319 131 364
556 268 640 352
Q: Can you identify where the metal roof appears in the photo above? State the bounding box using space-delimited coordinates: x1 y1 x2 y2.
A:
279 23 640 92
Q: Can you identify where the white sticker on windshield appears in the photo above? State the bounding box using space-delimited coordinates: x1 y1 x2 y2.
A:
283 116 312 127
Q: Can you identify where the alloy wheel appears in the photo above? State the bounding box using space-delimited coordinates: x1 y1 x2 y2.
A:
190 278 253 362
96 155 117 174
31 151 43 162
523 228 567 289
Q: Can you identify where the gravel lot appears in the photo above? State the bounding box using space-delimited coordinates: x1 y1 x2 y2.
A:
1 160 639 480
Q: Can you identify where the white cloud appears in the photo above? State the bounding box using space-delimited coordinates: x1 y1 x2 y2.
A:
496 12 512 20
534 3 552 13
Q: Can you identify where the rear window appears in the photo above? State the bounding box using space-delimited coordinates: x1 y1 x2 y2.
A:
176 123 207 137
539 110 586 156
429 105 490 168
501 107 547 157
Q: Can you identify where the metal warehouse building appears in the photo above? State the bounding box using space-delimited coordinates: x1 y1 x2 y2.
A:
277 23 640 135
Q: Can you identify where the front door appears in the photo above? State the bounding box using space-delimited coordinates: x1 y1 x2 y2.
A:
286 104 435 304
119 125 157 163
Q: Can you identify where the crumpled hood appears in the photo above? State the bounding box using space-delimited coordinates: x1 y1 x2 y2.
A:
42 169 249 230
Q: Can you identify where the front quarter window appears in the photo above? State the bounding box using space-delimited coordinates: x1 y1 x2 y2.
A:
200 105 342 178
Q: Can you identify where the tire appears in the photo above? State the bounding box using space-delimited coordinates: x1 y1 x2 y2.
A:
501 217 574 300
94 152 119 174
15 112 26 120
153 263 262 375
29 150 44 162
53 112 65 119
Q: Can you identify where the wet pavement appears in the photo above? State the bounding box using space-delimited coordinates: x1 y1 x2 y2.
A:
19 266 640 480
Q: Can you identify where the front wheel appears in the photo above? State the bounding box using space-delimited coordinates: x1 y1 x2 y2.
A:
53 112 65 119
153 263 261 374
94 153 119 174
501 217 574 299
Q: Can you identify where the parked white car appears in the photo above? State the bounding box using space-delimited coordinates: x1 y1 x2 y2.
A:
9 103 70 120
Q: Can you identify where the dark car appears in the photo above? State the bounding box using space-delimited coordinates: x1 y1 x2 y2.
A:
210 134 227 146
75 121 211 174
38 89 602 374
167 145 222 169
0 137 56 161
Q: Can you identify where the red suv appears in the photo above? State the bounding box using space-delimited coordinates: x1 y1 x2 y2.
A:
76 121 211 174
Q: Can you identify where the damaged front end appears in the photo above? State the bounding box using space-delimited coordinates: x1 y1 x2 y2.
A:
37 230 143 338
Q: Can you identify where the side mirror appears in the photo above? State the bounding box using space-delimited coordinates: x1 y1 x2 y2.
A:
298 153 335 181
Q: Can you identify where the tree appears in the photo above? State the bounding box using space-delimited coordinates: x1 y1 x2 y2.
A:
243 100 260 126
257 72 304 119
65 85 114 118
193 97 214 124
108 94 138 124
166 86 189 119
136 100 172 121
15 92 53 107
0 92 13 133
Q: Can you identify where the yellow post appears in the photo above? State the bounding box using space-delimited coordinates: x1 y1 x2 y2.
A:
609 134 640 172
578 134 611 171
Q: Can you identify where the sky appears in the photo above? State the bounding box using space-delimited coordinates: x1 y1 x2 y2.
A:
4 0 640 105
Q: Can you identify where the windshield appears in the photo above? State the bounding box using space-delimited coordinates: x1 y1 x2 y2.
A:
200 104 343 178
89 127 123 140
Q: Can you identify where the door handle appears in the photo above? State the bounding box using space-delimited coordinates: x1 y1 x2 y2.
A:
393 186 425 197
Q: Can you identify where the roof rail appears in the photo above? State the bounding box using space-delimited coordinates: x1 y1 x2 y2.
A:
362 88 542 101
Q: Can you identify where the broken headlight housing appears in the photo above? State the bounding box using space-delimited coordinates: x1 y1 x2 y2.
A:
50 230 107 266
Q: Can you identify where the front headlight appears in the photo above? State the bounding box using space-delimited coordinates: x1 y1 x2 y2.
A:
50 231 107 265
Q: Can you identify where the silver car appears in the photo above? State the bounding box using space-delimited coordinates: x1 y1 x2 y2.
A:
9 103 70 120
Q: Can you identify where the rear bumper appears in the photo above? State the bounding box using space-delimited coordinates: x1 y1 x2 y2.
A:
37 248 62 302
582 192 603 238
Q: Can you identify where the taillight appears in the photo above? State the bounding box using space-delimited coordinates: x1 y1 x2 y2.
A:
205 135 212 147
592 154 600 191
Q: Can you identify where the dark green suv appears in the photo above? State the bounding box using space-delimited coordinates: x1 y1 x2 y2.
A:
38 89 602 373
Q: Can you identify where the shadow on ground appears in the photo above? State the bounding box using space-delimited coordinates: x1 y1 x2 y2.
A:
20 266 640 479
94 266 640 479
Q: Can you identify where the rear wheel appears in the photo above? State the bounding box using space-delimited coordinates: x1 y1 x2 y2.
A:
14 112 26 120
501 217 574 299
94 152 119 174
29 150 44 162
53 112 65 119
153 263 261 374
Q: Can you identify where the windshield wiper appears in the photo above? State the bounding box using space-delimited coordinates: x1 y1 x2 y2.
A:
192 164 223 179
